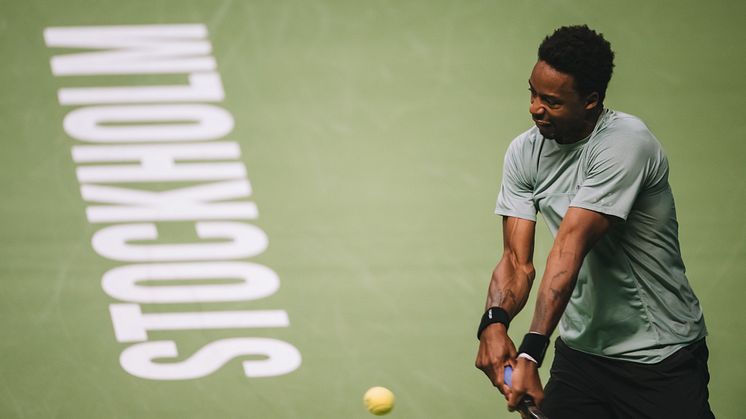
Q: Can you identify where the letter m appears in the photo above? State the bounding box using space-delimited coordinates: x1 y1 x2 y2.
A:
44 24 215 76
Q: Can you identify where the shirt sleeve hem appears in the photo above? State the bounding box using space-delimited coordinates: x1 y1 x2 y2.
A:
568 202 628 220
494 209 537 222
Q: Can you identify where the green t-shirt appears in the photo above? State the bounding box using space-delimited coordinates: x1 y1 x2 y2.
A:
495 109 707 363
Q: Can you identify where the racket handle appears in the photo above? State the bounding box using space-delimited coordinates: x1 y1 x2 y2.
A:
503 366 549 419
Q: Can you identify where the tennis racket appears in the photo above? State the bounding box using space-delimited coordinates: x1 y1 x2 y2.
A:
503 366 549 419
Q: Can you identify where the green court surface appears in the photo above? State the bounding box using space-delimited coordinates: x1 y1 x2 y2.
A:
1 0 745 417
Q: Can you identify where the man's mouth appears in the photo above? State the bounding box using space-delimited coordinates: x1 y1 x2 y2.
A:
533 119 551 127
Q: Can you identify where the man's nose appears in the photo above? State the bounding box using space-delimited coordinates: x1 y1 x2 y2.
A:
528 100 545 119
529 98 544 117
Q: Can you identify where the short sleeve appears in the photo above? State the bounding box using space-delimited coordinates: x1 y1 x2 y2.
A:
571 135 662 220
495 138 537 221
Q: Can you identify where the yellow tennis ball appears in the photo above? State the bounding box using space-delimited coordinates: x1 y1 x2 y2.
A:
363 386 395 415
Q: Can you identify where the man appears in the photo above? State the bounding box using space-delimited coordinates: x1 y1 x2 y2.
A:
475 25 714 418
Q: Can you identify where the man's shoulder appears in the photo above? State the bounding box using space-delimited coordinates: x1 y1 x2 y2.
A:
589 110 667 171
595 109 661 151
602 110 655 140
507 126 542 154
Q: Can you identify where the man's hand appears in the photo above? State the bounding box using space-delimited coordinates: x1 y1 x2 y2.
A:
475 323 517 397
507 357 544 411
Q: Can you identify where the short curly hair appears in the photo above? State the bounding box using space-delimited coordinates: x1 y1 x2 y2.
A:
538 25 615 104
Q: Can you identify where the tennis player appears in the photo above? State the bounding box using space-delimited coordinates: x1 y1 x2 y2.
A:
475 25 714 418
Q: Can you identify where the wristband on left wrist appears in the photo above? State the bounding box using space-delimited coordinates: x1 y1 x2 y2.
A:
517 332 550 367
477 307 511 340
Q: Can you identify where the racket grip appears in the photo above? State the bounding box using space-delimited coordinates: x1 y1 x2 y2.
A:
503 366 549 419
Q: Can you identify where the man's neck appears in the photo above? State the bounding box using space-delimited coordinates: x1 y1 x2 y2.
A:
556 107 604 145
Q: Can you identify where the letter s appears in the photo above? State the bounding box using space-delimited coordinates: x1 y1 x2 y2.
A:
119 338 301 380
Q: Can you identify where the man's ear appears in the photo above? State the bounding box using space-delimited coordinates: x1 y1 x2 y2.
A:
584 92 600 110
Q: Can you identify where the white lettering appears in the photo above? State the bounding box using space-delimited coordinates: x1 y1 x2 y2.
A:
73 142 245 183
46 23 301 380
58 72 224 105
44 24 215 76
72 142 240 163
101 262 279 303
77 162 245 183
109 304 288 342
82 180 257 222
63 104 233 142
120 338 302 380
91 222 268 262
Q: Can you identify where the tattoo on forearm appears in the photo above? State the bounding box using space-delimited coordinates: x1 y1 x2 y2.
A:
494 289 519 309
506 290 518 308
550 287 563 301
549 270 570 301
532 270 572 332
535 299 548 327
550 270 567 282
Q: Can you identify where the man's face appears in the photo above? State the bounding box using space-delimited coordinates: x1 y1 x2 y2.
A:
528 60 598 143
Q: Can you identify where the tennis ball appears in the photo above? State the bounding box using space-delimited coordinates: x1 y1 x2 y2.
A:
363 386 395 415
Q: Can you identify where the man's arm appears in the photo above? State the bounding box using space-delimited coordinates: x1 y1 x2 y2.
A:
486 216 537 315
531 207 611 335
507 207 612 409
476 216 536 395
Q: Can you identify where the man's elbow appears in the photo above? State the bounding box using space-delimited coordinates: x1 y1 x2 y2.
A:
496 251 536 282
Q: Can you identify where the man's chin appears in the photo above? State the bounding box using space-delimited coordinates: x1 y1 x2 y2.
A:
536 124 555 139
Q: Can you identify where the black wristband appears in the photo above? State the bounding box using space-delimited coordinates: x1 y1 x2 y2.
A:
518 332 550 367
477 307 511 340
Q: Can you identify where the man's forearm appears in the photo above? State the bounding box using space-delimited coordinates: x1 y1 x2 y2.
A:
484 216 537 321
485 255 535 318
529 242 584 335
527 207 611 336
